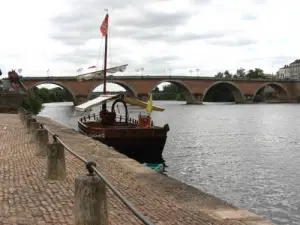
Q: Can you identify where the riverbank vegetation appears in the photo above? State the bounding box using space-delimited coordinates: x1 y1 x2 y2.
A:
21 95 44 115
214 68 268 79
21 87 73 115
152 83 185 101
33 87 73 103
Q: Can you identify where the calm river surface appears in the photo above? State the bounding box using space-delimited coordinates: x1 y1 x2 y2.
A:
39 101 300 225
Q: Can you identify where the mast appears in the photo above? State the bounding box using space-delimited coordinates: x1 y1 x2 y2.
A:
100 12 109 110
103 13 108 94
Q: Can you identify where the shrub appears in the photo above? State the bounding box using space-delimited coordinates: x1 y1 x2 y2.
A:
21 96 44 115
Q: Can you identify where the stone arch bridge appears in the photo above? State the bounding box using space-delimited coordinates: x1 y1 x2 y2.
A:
21 76 300 105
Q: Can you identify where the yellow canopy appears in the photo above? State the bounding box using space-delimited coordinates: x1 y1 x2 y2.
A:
123 97 165 112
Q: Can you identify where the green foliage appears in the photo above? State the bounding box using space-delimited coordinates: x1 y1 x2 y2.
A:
34 87 73 103
152 83 185 101
215 72 224 78
21 86 73 115
175 93 184 101
152 87 160 93
246 68 265 79
236 68 246 77
21 95 44 115
214 67 266 79
224 70 232 78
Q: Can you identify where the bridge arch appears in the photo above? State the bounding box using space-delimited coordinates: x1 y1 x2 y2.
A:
88 80 137 98
203 81 245 103
252 82 291 103
26 81 77 104
149 80 195 103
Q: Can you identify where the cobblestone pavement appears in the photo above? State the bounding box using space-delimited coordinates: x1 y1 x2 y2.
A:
0 114 273 225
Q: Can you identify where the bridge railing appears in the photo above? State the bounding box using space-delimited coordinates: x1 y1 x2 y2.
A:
21 74 298 81
18 108 153 225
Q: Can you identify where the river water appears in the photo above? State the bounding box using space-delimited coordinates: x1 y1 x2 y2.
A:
39 101 300 225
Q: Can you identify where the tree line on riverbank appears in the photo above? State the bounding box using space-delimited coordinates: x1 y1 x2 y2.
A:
215 68 267 79
21 87 73 115
32 87 73 103
152 83 185 101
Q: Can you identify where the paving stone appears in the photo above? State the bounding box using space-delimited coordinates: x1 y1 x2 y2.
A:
0 114 273 225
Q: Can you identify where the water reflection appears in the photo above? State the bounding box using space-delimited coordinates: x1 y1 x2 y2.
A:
39 101 300 225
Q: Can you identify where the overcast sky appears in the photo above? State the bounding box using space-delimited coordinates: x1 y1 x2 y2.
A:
1 0 299 80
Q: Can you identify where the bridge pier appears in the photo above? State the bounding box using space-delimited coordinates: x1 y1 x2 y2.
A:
137 93 149 102
75 95 88 106
244 94 254 103
186 93 203 104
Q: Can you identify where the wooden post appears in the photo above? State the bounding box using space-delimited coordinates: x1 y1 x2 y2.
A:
26 118 36 132
21 111 27 123
36 128 48 157
74 175 108 225
24 114 31 126
18 108 22 120
46 141 66 180
29 122 39 142
20 110 25 122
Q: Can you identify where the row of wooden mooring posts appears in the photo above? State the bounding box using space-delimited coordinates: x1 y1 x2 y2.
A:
18 109 109 225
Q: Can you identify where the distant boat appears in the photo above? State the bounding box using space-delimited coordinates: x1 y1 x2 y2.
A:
75 13 170 164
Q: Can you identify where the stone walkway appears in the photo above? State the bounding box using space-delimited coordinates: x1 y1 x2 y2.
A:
0 114 273 225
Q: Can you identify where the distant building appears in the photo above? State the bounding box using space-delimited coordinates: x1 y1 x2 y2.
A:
289 59 300 78
277 59 300 79
278 65 290 79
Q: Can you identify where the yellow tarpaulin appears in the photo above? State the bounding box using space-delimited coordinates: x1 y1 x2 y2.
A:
123 97 165 112
146 94 153 113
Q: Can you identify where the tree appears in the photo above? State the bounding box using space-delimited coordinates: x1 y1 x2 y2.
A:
246 68 265 79
151 83 185 101
153 87 160 93
32 87 73 103
236 68 246 77
254 68 264 77
224 70 232 78
175 93 184 101
215 72 224 78
21 95 44 115
161 83 180 93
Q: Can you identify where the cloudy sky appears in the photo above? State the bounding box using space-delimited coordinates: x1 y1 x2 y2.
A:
1 0 299 79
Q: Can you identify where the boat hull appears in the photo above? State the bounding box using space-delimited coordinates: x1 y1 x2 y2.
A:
78 121 169 163
94 136 167 163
